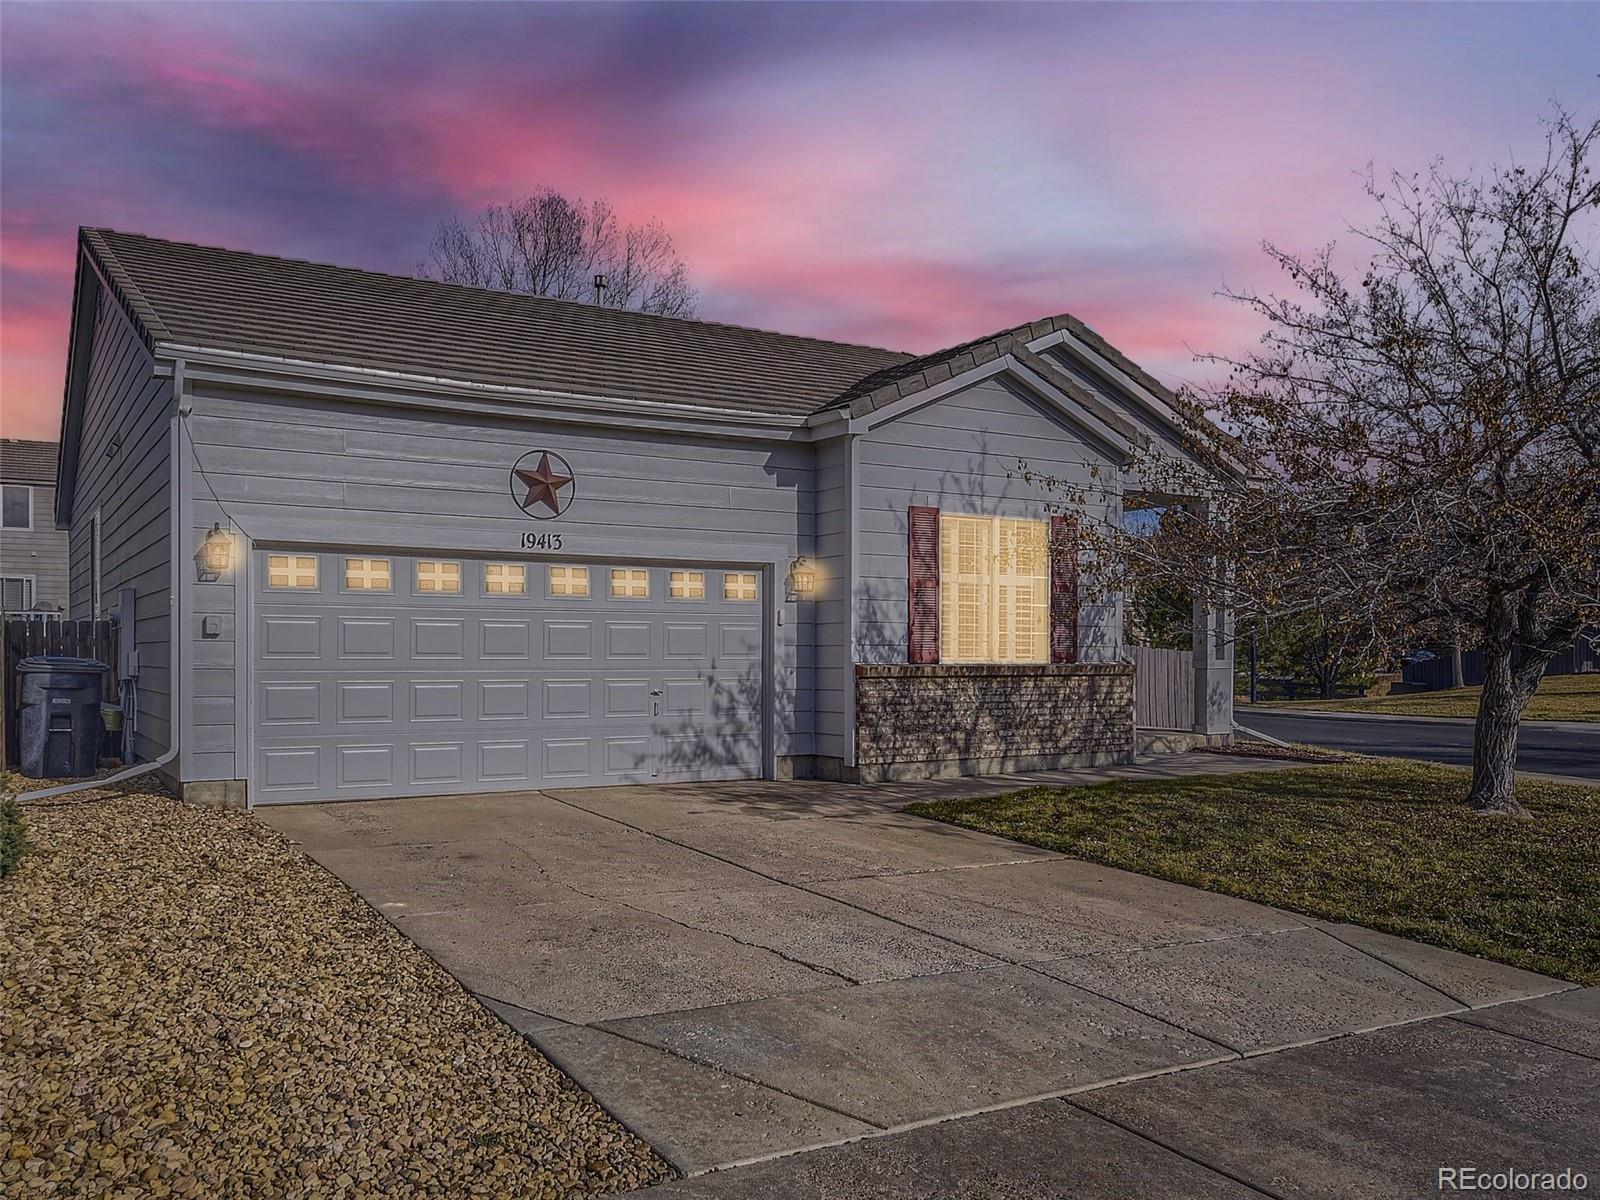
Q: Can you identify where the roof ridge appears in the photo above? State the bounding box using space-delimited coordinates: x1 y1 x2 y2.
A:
84 227 916 359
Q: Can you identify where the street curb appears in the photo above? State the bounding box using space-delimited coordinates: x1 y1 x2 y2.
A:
1237 707 1598 735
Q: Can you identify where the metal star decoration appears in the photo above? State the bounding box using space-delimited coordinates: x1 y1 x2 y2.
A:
515 452 574 515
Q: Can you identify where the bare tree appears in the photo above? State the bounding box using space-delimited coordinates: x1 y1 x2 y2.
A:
1070 108 1600 815
418 188 697 317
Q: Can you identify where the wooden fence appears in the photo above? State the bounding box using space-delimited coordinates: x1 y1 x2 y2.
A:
1133 645 1193 731
2 617 119 768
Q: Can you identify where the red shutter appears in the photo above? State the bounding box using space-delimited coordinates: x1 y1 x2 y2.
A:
908 505 941 664
1050 514 1079 664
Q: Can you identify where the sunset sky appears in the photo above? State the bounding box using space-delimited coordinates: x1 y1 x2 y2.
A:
3 2 1596 440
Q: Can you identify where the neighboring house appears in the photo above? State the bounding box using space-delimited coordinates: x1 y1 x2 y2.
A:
0 438 70 613
56 228 1233 806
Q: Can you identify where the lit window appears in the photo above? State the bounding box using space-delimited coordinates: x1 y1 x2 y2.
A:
485 562 527 595
345 557 391 591
611 568 649 599
416 560 461 594
548 565 590 597
669 570 705 600
1 485 31 530
267 554 318 590
723 572 758 602
939 515 1049 663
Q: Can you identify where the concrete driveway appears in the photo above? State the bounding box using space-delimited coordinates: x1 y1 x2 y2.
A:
263 753 1596 1195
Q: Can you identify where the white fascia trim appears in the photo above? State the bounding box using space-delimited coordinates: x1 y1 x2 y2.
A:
1028 328 1251 479
844 354 1134 462
153 343 815 442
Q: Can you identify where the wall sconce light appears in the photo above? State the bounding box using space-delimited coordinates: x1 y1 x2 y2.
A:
195 523 233 582
786 555 818 601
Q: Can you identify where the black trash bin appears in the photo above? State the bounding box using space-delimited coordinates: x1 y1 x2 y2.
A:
16 657 110 779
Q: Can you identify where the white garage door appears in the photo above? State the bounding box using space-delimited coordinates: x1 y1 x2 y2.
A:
251 550 765 803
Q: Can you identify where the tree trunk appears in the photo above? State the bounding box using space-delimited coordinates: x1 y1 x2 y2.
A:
1467 658 1526 816
1449 635 1465 690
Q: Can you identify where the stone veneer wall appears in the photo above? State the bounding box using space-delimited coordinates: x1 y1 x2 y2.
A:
853 662 1135 782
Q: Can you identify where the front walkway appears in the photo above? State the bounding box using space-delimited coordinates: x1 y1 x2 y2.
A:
262 753 1595 1193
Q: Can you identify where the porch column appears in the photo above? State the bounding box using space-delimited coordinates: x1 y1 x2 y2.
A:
1192 592 1234 736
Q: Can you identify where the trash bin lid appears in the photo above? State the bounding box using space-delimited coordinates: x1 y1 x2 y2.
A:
16 656 110 673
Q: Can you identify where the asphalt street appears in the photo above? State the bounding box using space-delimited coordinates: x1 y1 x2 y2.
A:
1236 708 1600 781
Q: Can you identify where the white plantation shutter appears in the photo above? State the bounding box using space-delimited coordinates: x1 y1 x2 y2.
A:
938 515 1049 664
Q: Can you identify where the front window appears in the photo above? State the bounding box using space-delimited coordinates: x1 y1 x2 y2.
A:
1 485 31 530
939 515 1049 663
267 554 318 589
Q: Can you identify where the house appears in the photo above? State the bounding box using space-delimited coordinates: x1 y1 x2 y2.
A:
1 438 70 613
55 228 1233 806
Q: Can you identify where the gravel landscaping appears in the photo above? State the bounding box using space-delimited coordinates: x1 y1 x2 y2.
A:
0 784 671 1199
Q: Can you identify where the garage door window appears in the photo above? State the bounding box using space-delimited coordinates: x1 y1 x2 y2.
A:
416 560 461 594
484 563 527 595
344 557 391 591
724 572 758 601
549 565 589 597
611 568 650 599
267 554 318 589
669 570 705 600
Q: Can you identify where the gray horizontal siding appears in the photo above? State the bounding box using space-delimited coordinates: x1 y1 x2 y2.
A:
855 376 1123 666
184 387 820 783
0 483 69 610
66 283 173 761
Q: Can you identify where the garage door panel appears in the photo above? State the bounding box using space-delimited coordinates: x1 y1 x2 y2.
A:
480 620 534 659
337 681 395 723
337 744 395 787
261 745 322 791
411 741 464 784
412 680 465 721
262 615 322 658
604 736 651 776
605 621 651 659
253 553 765 802
479 740 531 781
339 617 395 659
604 677 651 717
261 680 321 725
664 622 709 658
542 738 593 778
545 620 593 659
544 678 593 718
412 619 466 659
480 679 530 719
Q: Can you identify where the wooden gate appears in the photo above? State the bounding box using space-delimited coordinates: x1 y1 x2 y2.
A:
1133 646 1193 731
2 617 120 768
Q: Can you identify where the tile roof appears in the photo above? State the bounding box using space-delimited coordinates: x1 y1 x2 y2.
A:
81 229 914 418
79 229 1185 427
0 439 59 484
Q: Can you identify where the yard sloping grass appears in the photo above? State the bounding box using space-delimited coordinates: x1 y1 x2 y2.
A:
1267 672 1600 721
0 789 670 1199
908 760 1600 985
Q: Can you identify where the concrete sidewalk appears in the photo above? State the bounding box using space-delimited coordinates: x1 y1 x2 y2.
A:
262 753 1591 1193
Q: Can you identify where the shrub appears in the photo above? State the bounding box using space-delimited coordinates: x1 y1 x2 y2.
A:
0 795 24 880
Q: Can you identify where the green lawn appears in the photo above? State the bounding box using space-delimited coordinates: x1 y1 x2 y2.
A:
1260 672 1600 721
907 759 1600 985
